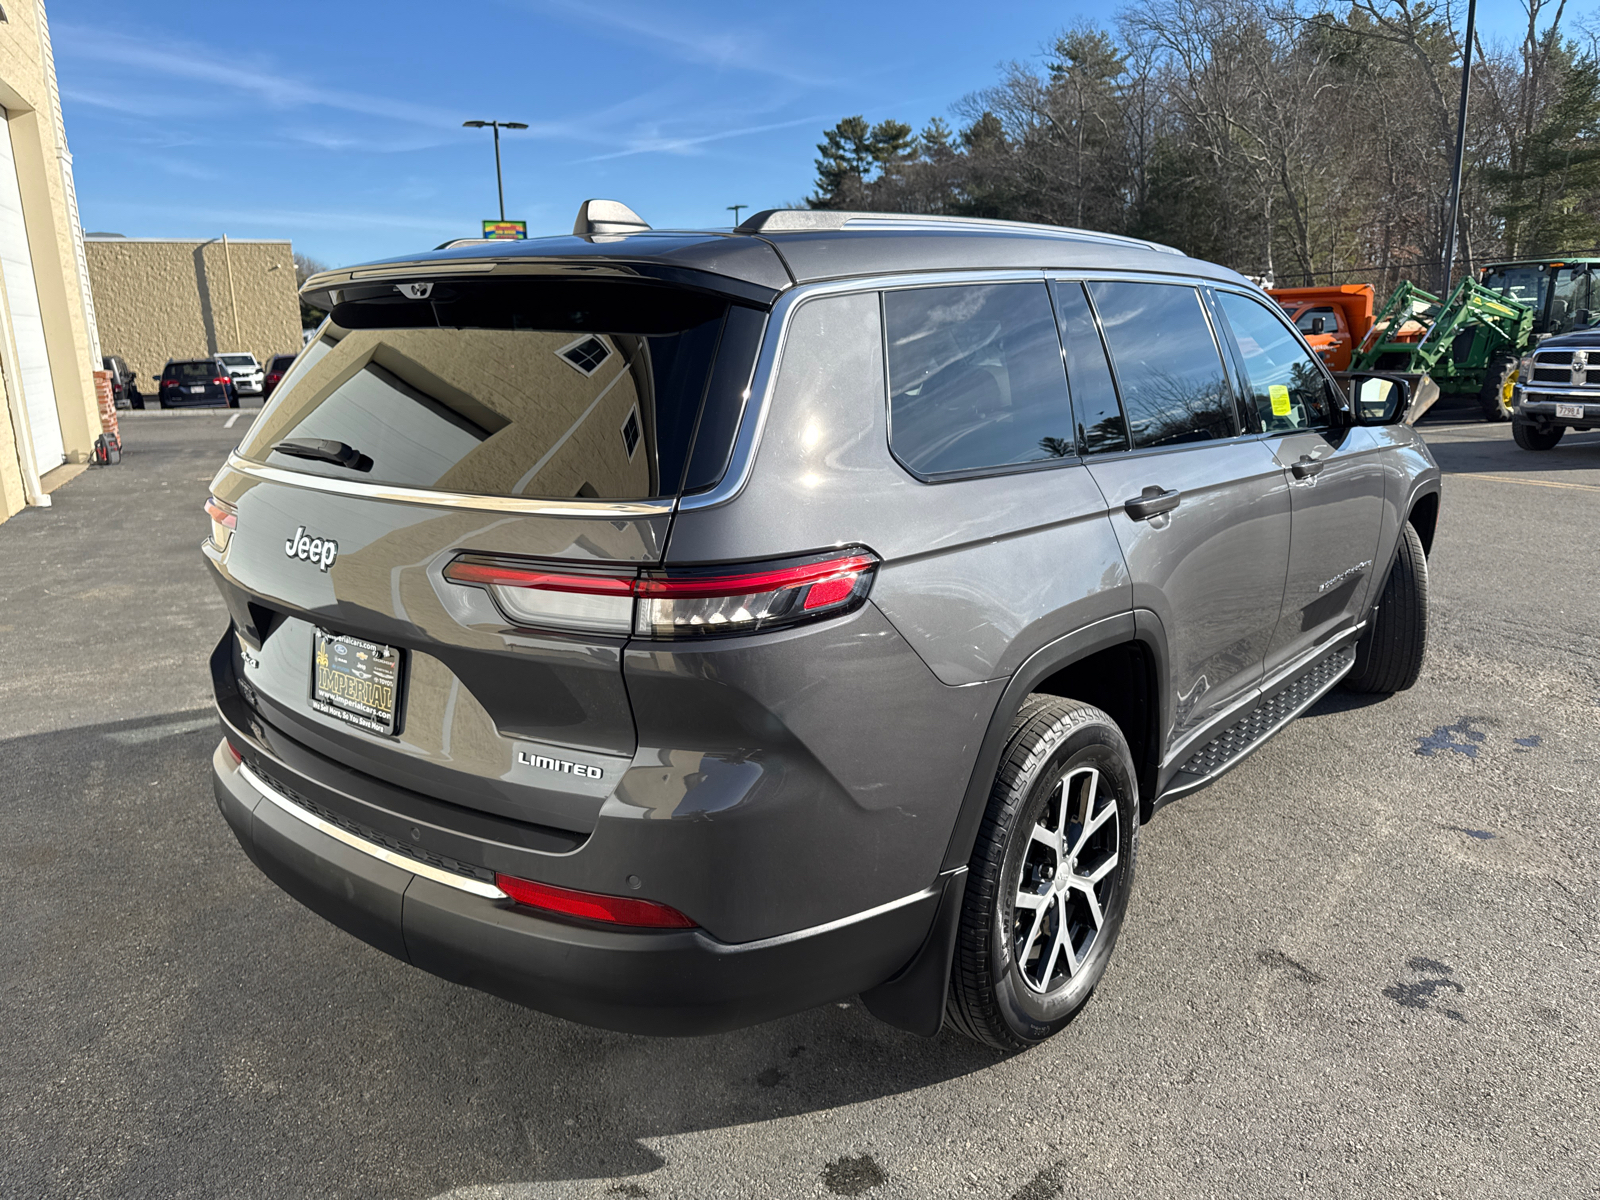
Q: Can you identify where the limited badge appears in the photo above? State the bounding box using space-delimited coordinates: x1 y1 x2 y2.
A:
1269 384 1292 416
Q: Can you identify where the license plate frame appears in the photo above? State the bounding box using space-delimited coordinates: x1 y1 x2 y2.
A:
310 629 404 737
189 385 206 393
1556 403 1585 419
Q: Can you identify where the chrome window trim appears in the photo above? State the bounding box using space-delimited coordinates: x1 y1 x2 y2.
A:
220 453 676 518
237 761 510 900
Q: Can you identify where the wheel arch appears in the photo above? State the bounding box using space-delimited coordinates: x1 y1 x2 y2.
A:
938 611 1166 876
1407 486 1440 557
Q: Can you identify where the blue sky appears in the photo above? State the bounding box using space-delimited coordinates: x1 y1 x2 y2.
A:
56 0 1546 269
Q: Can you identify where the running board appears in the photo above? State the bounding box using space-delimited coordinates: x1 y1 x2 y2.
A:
1157 644 1357 803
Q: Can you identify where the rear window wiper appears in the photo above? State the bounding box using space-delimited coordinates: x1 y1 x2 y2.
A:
271 438 373 472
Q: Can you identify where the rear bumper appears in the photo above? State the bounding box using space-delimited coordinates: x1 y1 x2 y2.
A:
212 739 946 1035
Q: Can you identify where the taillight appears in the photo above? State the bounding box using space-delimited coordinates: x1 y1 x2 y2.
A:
213 376 230 386
494 873 696 928
162 378 178 388
442 548 878 639
204 495 237 550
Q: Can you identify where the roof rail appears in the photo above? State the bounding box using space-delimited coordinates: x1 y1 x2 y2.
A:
433 238 491 249
574 199 651 236
734 209 1182 255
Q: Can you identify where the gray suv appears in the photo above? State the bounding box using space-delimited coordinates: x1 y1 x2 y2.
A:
205 204 1440 1049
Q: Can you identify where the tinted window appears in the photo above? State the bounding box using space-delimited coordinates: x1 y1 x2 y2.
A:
1087 282 1236 448
885 282 1073 476
269 355 296 371
1217 292 1335 432
237 279 759 500
168 361 217 382
1052 280 1126 454
219 354 255 367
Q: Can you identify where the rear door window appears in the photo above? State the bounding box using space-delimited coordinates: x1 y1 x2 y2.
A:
1087 281 1238 448
884 282 1074 476
1051 280 1127 454
1216 292 1336 432
236 279 762 500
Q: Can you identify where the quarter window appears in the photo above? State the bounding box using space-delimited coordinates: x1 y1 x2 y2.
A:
885 282 1074 476
1216 292 1335 432
1087 282 1237 447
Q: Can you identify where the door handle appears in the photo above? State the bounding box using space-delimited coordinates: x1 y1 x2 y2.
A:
1291 455 1325 479
1124 485 1181 521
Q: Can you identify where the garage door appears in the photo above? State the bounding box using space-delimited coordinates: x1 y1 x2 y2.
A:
0 105 63 470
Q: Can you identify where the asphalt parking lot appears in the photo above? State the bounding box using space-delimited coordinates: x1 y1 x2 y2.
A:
2 407 1596 1199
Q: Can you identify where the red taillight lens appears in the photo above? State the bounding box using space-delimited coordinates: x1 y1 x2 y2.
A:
213 376 230 386
224 740 243 765
494 873 696 928
443 549 878 639
204 495 237 549
162 378 178 388
634 552 876 636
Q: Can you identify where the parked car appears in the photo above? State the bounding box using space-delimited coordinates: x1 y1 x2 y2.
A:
262 353 297 398
102 355 140 409
204 203 1440 1049
160 358 238 409
218 352 264 395
1511 323 1600 450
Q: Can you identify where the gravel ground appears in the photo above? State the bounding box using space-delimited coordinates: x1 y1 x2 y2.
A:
1 409 1595 1199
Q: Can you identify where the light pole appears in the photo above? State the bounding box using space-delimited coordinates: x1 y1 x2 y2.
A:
727 204 748 226
1441 0 1477 296
463 119 528 221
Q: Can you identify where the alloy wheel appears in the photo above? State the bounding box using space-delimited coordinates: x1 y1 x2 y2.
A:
1012 766 1121 994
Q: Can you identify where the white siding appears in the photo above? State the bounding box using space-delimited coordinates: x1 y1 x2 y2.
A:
0 105 63 468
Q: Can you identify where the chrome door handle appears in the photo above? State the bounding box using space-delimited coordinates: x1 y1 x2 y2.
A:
1291 455 1325 479
1124 486 1181 521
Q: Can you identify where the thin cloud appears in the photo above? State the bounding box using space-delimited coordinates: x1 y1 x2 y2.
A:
577 114 827 163
524 0 837 87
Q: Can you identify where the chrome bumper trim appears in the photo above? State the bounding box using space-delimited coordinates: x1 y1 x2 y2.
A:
235 761 508 900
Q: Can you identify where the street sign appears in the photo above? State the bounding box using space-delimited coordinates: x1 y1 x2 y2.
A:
482 220 527 240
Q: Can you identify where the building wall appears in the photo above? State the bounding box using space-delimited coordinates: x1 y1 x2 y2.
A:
0 0 106 524
85 238 302 391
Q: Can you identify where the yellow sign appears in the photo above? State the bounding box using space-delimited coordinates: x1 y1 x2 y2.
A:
1269 384 1292 416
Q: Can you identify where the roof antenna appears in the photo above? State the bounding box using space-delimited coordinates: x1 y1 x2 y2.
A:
573 199 651 236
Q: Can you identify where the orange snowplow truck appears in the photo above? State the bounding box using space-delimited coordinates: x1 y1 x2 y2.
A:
1267 284 1377 372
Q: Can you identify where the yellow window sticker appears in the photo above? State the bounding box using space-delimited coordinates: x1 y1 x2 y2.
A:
1269 384 1292 416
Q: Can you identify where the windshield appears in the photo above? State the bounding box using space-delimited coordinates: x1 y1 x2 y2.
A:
236 278 765 501
1481 266 1547 311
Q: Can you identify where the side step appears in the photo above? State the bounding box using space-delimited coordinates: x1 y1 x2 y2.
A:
1159 643 1357 802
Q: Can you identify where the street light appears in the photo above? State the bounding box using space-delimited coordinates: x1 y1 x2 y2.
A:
463 119 529 222
727 204 748 226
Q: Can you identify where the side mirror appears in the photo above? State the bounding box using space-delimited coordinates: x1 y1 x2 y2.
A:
1309 316 1327 335
1345 373 1410 425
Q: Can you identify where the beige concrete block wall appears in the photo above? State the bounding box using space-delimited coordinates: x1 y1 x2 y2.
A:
0 0 106 521
86 239 302 390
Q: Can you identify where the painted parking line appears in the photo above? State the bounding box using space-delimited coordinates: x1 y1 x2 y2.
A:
104 715 218 746
1453 473 1600 493
224 412 242 429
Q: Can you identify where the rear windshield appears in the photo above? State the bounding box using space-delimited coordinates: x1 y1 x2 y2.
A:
236 278 765 501
269 355 296 371
168 361 217 381
219 354 255 367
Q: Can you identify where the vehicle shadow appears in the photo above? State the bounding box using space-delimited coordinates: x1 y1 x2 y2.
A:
0 711 1003 1200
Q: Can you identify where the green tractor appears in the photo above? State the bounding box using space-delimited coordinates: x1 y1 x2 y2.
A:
1352 258 1599 420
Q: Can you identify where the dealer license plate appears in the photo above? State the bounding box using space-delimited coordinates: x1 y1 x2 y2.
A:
1556 403 1585 419
310 630 402 736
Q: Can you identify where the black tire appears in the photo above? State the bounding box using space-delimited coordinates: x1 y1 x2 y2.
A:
947 697 1139 1051
158 399 169 410
1345 521 1428 694
1512 419 1564 451
1479 353 1517 422
227 393 240 409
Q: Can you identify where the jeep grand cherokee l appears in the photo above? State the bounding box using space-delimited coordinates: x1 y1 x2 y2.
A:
204 202 1439 1049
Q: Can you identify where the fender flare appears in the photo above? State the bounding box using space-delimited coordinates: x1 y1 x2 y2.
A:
863 610 1169 1037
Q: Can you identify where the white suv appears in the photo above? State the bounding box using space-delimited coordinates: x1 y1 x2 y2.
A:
218 353 264 395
